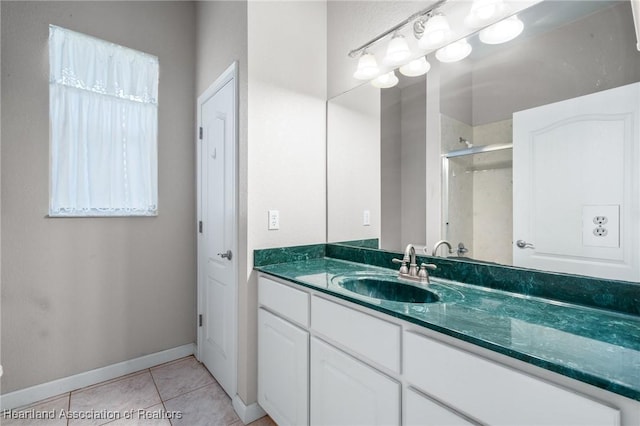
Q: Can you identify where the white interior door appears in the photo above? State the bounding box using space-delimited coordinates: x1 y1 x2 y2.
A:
513 82 640 281
197 63 238 398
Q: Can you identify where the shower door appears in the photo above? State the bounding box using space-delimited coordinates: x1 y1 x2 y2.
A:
442 145 513 264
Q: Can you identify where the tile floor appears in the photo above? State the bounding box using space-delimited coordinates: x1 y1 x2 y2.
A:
1 356 276 426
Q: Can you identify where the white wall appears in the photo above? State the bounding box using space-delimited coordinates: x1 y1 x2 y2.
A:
248 0 327 250
247 0 327 403
1 1 196 394
327 84 380 243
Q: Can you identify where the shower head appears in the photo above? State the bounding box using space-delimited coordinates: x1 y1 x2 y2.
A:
459 137 473 149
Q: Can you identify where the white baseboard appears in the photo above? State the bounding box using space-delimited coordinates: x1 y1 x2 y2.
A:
0 343 196 411
232 394 266 425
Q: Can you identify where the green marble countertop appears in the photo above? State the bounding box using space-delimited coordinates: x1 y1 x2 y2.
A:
256 257 640 401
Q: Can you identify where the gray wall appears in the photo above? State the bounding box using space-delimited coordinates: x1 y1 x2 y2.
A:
381 88 402 250
1 1 196 393
400 79 427 248
195 0 250 404
380 78 427 252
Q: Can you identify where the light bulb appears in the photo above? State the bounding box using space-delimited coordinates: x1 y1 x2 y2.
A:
353 53 379 80
399 57 431 77
371 71 399 89
418 14 453 50
384 35 411 66
464 0 507 29
479 15 524 44
435 39 472 63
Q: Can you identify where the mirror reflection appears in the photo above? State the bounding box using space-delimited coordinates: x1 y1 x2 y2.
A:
327 0 640 282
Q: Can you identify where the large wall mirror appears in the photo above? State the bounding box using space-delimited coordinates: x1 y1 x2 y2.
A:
327 0 640 282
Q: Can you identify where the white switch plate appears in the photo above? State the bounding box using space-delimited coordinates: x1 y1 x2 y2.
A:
268 210 280 230
582 205 619 248
363 210 370 226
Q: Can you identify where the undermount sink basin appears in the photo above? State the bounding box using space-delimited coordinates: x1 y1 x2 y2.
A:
335 276 440 304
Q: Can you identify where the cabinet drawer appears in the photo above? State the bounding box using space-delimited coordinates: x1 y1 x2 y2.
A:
404 331 620 426
311 295 400 373
258 276 309 327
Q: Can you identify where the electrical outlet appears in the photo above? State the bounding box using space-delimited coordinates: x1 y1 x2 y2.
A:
593 227 608 237
593 216 608 226
582 205 619 248
268 210 279 230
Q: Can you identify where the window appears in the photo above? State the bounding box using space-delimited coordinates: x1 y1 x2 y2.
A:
49 25 159 216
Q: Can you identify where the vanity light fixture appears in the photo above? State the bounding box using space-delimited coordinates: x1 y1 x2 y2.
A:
384 34 411 66
479 15 524 44
435 38 472 63
349 0 528 88
464 0 508 29
348 0 448 85
418 13 453 50
353 52 380 80
400 57 431 77
371 71 399 88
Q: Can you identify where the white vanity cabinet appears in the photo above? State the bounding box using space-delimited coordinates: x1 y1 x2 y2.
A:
257 277 310 426
310 337 401 426
257 273 631 426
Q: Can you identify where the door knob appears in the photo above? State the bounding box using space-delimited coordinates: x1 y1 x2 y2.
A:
516 240 535 249
217 250 233 260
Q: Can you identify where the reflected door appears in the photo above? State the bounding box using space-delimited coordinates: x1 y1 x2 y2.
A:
513 82 640 281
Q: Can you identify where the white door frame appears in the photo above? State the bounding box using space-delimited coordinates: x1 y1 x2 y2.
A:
196 61 239 397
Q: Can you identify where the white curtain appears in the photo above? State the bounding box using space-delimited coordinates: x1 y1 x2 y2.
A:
49 25 159 216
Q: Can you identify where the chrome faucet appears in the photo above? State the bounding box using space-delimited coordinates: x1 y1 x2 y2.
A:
393 244 437 284
431 240 454 257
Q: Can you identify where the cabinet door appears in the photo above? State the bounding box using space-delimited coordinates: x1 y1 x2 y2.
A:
405 388 475 426
311 337 400 426
258 308 309 426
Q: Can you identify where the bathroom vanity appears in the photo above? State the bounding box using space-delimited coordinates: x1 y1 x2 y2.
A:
254 244 640 426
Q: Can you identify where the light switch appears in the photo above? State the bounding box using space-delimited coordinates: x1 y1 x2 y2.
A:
582 205 619 248
363 210 371 226
268 210 280 230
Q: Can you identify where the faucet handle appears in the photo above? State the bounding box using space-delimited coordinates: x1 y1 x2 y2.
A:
418 263 437 283
392 257 409 275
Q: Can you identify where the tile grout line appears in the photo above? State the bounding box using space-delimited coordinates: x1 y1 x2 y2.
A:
160 380 218 405
148 367 172 426
66 391 71 426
